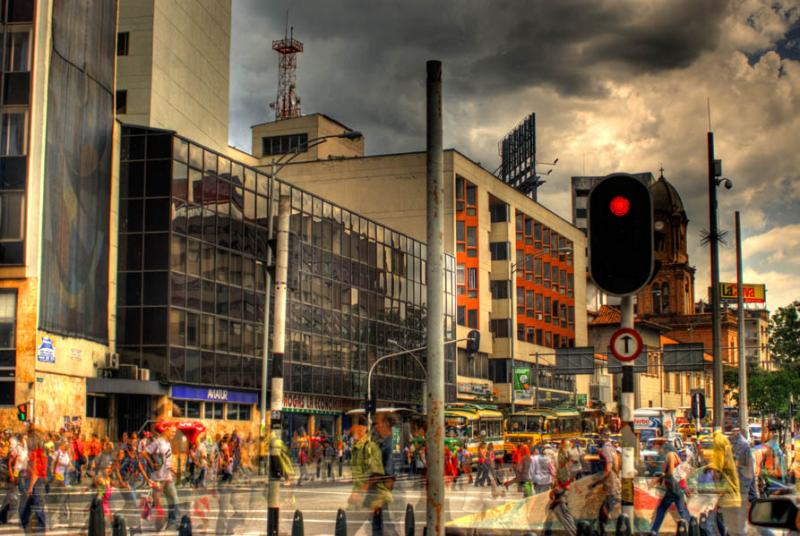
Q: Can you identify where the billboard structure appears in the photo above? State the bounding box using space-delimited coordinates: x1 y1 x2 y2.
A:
719 283 766 304
39 0 116 342
499 113 542 200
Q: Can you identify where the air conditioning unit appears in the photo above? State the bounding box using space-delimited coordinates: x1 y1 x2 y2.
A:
118 364 138 380
98 367 116 379
138 368 150 381
105 352 120 369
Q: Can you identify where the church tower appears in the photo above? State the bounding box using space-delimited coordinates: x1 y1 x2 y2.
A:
637 170 696 317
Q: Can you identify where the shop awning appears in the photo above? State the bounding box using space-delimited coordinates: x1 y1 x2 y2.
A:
87 378 168 396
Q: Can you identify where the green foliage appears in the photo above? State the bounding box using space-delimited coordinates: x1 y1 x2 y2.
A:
747 367 800 418
768 303 800 368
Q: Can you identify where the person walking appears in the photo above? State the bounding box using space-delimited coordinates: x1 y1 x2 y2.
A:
530 446 555 494
142 423 179 530
504 444 533 496
650 440 691 534
704 431 742 536
48 440 72 527
20 427 47 533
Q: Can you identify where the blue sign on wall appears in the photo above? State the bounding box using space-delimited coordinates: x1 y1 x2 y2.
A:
171 385 258 405
37 337 56 363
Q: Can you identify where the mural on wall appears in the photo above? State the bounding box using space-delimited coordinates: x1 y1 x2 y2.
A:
39 0 116 342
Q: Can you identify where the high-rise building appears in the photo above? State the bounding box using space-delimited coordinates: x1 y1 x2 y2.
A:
0 0 117 431
116 0 231 152
250 115 589 409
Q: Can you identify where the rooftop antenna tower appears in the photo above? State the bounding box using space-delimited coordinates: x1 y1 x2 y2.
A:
269 13 303 120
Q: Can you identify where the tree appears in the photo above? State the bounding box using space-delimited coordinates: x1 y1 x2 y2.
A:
768 302 800 368
747 367 800 418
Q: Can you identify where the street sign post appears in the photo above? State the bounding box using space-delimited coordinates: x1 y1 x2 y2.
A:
610 327 643 362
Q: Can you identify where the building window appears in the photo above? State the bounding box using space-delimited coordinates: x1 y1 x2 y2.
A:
467 309 477 329
227 403 252 421
467 267 478 298
0 110 26 156
661 283 670 313
0 292 15 406
262 133 308 156
0 192 24 241
465 184 477 216
489 319 510 338
116 90 127 114
490 280 510 299
86 395 110 418
4 29 30 72
489 241 509 260
489 201 509 222
204 401 223 419
575 208 587 219
173 399 201 418
117 32 129 56
457 305 465 326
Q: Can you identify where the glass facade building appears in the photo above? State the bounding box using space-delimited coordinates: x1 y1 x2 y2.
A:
117 125 456 416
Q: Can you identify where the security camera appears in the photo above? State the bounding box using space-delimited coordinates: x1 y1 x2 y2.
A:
716 178 733 190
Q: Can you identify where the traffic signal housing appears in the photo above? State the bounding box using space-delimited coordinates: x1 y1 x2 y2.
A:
17 402 28 422
588 173 654 296
466 329 480 357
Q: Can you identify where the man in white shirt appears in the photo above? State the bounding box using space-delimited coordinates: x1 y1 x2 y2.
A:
143 424 178 528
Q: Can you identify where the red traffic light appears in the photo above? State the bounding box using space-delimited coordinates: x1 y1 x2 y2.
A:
609 195 630 217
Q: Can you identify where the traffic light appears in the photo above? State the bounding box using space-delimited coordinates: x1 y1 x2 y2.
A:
16 402 28 422
466 329 480 357
588 173 654 296
365 391 377 417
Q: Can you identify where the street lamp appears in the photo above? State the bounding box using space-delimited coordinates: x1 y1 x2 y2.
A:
259 130 364 436
706 129 733 431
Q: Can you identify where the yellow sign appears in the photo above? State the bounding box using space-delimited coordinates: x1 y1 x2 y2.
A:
719 283 766 303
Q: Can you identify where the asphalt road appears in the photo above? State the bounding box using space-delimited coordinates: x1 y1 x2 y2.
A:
0 471 517 535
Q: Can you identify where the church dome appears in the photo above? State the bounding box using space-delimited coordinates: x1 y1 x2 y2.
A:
650 171 685 215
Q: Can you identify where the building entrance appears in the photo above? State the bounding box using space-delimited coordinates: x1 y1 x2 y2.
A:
116 395 152 439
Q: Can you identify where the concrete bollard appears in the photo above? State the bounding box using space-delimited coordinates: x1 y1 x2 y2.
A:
292 510 304 536
615 514 632 536
372 507 384 536
676 519 687 536
112 514 127 536
405 503 415 536
88 497 105 536
688 516 700 536
178 514 192 536
334 508 348 536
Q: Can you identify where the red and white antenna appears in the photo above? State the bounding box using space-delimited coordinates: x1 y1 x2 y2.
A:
269 13 303 121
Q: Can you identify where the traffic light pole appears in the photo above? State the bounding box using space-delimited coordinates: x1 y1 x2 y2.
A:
707 131 724 432
620 295 636 523
735 211 748 434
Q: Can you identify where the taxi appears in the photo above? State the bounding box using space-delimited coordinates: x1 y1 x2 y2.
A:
677 423 696 438
696 435 714 463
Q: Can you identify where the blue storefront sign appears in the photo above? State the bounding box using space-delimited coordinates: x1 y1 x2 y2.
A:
171 385 258 405
37 337 56 363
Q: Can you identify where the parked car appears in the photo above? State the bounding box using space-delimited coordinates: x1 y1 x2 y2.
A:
696 434 714 463
749 423 763 444
640 435 692 476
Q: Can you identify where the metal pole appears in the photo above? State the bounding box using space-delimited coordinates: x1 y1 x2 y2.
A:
511 308 516 414
735 211 748 434
619 295 636 522
534 352 540 409
266 194 291 536
260 166 275 442
425 59 445 536
708 131 723 431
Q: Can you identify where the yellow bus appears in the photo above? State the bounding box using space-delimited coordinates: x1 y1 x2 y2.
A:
503 408 582 453
444 404 504 457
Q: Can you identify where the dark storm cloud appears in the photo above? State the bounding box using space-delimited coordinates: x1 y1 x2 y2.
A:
229 0 729 151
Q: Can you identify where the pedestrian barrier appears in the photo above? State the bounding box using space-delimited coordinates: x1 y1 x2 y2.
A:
688 516 700 536
576 520 594 536
292 509 304 536
178 514 193 536
405 503 415 536
615 514 632 536
373 507 384 535
676 519 687 536
87 497 105 536
112 514 127 536
334 508 348 536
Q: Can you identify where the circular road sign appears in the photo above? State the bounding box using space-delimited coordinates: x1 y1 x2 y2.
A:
610 327 643 362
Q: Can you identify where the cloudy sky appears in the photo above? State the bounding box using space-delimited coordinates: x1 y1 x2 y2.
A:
229 0 800 310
